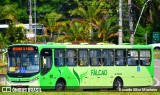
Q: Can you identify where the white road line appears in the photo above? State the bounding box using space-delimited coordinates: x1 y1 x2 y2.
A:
154 77 160 86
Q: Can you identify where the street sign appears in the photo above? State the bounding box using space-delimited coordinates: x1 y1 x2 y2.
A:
152 32 160 43
26 32 36 38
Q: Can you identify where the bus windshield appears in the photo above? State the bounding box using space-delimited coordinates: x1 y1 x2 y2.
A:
7 51 39 74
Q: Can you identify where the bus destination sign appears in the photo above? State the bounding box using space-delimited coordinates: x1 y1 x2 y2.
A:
11 47 34 51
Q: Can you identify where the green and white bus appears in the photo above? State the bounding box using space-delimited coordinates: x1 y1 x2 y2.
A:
6 43 154 90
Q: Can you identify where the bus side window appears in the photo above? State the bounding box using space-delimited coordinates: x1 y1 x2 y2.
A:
140 50 151 66
102 50 114 66
78 50 88 66
115 49 126 66
66 49 77 66
54 49 65 66
127 50 139 66
89 49 101 66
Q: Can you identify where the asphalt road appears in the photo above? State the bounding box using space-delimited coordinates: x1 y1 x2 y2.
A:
154 59 160 86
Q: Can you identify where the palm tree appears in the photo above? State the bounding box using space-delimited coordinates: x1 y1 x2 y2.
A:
62 19 87 42
40 11 63 41
98 16 119 42
69 0 107 42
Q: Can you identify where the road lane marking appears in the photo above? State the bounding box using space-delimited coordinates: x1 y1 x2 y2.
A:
154 77 160 86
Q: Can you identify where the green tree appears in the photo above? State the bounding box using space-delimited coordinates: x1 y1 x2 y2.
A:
0 34 9 48
131 0 160 44
3 22 26 44
134 24 152 44
98 16 119 43
69 0 109 42
60 19 88 42
40 11 63 41
1 0 160 44
69 0 120 43
0 5 18 23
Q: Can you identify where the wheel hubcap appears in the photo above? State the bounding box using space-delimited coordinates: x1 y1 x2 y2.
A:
116 81 121 89
56 83 63 90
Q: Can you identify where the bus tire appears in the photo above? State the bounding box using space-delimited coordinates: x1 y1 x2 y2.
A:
55 80 66 90
113 78 123 90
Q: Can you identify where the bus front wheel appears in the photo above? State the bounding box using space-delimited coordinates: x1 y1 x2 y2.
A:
113 78 123 90
55 80 66 90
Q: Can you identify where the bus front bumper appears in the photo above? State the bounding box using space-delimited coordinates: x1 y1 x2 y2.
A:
6 78 40 87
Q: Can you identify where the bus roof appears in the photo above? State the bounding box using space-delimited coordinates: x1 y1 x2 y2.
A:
8 43 153 49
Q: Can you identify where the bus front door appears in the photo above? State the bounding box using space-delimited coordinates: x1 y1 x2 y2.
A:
40 49 53 89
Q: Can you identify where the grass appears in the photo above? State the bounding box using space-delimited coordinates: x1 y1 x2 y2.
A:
154 54 160 59
154 50 160 59
0 92 160 95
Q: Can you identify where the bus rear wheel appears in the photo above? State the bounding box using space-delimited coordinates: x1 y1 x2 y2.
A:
55 80 66 90
113 78 123 90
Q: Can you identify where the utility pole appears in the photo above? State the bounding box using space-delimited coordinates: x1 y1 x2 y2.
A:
29 0 33 34
34 0 36 42
128 0 134 45
118 0 123 45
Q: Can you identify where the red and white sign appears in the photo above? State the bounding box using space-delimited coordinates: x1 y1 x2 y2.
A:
26 32 35 38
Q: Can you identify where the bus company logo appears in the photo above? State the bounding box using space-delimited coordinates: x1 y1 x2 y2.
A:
91 69 107 76
2 87 11 92
73 68 88 84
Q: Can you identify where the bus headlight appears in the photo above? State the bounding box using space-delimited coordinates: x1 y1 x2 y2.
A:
30 77 39 83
